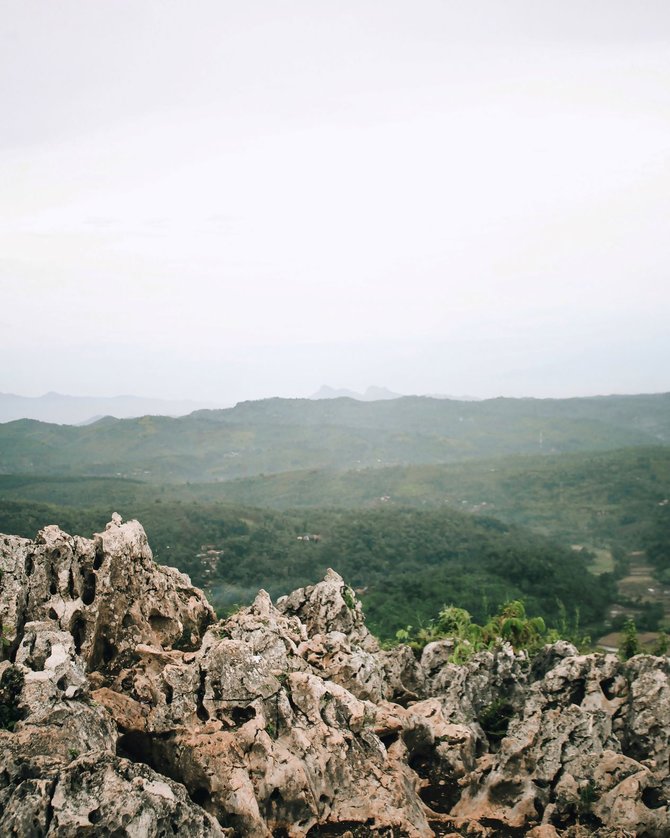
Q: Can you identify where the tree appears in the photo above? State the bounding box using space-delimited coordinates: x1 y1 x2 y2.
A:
619 619 641 660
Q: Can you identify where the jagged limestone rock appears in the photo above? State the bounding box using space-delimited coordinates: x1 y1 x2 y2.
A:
1 750 228 837
1 515 215 677
1 517 669 836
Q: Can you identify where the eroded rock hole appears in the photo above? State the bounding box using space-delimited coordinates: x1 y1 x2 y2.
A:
231 705 256 725
191 787 211 807
551 809 577 830
408 754 461 814
600 677 617 700
24 554 34 575
265 787 284 819
149 614 175 640
117 730 156 767
88 809 102 824
68 569 76 599
93 544 105 570
173 623 200 653
420 776 461 814
90 632 117 670
620 736 648 764
489 779 524 806
642 786 665 809
569 678 586 706
48 608 58 621
70 615 87 655
196 671 209 721
81 570 96 605
30 638 51 671
102 638 116 664
379 732 399 749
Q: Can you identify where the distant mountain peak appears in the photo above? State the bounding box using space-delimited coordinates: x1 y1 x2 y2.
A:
310 385 403 401
0 392 229 425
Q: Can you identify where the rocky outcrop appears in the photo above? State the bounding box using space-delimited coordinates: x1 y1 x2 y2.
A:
1 517 669 836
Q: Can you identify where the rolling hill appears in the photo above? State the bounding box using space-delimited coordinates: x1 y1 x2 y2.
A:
0 393 667 482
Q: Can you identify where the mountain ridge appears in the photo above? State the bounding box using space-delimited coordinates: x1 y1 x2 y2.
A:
0 391 228 425
0 392 668 482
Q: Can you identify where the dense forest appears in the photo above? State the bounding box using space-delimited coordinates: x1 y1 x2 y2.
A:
0 495 615 640
0 395 668 645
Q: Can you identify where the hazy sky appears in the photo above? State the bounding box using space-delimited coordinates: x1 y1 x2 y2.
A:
2 1 669 402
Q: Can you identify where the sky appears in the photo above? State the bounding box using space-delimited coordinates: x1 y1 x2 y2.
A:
1 0 669 403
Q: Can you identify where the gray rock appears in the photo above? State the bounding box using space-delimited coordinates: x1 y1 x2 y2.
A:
2 518 670 837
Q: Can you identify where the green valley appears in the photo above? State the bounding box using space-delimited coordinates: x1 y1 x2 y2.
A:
1 394 668 646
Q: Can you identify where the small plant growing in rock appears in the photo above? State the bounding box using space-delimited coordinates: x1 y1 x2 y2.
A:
68 748 80 760
478 699 515 744
450 641 476 665
619 619 641 660
482 600 546 654
0 666 25 731
395 626 412 643
342 588 355 610
653 632 669 656
392 599 559 660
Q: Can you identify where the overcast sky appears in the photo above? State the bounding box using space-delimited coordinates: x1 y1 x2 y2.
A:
1 1 669 402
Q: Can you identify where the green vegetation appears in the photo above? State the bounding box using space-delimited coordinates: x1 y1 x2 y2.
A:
162 446 670 560
618 619 642 660
0 394 667 648
394 599 582 660
0 666 24 731
8 444 664 597
0 394 667 481
0 497 615 641
653 632 669 656
479 699 516 743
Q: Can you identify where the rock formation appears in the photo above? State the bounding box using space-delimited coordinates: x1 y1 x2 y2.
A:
1 516 669 836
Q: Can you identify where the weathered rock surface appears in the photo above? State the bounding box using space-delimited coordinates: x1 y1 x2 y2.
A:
1 517 669 836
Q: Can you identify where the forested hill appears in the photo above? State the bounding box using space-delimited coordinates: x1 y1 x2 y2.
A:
0 498 615 640
0 392 668 482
